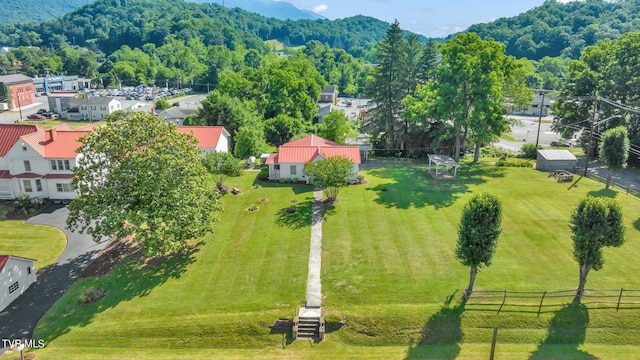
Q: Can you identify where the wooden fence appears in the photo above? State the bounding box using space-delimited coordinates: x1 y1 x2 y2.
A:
466 288 640 314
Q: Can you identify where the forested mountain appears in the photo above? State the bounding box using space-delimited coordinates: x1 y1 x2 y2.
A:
0 0 92 24
0 0 404 56
190 0 325 20
466 0 640 60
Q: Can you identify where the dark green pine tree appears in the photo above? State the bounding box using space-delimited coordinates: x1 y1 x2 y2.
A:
367 20 408 150
417 38 439 84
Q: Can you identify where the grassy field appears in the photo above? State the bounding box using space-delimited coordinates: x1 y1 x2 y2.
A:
25 160 640 359
22 119 105 129
0 204 66 268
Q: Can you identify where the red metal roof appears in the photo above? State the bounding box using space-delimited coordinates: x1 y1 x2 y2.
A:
42 174 73 179
268 135 361 164
43 130 90 159
176 126 227 149
265 153 279 165
13 172 42 178
0 255 7 272
282 135 340 147
0 170 10 179
0 124 41 156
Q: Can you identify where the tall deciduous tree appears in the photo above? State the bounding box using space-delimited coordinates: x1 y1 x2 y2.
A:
413 33 531 162
456 193 502 299
67 112 220 256
570 196 625 297
320 110 351 145
303 155 355 203
599 126 630 189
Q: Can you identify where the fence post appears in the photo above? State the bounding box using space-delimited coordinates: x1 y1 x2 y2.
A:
617 288 624 311
538 290 547 316
489 327 498 360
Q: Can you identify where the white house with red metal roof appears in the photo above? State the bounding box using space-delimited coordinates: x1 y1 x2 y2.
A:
0 255 37 313
176 126 229 154
0 124 229 200
265 135 360 183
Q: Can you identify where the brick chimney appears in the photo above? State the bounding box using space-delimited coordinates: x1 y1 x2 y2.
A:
47 128 57 142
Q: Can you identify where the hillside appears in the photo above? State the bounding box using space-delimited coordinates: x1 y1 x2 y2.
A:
190 0 325 20
465 0 640 60
0 0 406 55
0 0 93 24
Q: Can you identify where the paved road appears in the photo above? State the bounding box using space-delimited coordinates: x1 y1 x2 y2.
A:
0 204 107 348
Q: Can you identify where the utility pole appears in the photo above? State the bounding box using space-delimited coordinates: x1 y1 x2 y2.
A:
535 91 546 148
583 95 598 177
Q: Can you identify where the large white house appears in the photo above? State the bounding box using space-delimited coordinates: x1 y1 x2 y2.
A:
0 124 230 200
0 255 37 313
265 135 361 183
63 97 122 121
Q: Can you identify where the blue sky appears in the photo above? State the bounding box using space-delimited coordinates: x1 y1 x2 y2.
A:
278 0 574 38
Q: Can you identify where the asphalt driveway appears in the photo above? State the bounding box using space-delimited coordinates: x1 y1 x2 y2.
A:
0 204 108 343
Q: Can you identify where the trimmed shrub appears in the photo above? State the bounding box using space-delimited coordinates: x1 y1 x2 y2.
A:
496 161 533 167
521 143 541 159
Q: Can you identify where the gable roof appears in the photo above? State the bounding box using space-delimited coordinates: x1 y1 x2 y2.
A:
0 124 41 156
321 85 336 94
14 125 89 158
0 74 33 85
176 126 229 149
267 135 360 164
283 134 341 147
156 107 195 120
0 255 36 272
69 97 120 106
537 149 577 161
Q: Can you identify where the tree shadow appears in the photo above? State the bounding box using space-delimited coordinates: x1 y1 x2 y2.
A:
275 199 336 230
405 291 465 360
252 180 314 195
275 200 314 229
634 218 640 232
587 188 618 198
529 297 596 360
30 242 202 344
268 319 295 349
366 162 506 210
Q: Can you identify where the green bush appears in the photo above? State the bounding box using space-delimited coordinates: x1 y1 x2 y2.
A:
520 143 541 159
257 167 269 180
480 146 511 159
496 161 533 167
202 152 244 177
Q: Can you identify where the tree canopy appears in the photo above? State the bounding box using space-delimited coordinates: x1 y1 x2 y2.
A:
599 126 630 189
570 196 625 296
303 155 355 203
67 112 220 256
456 193 503 298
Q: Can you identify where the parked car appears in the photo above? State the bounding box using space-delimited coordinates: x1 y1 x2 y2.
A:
27 114 45 121
550 140 571 147
36 108 48 114
42 112 59 119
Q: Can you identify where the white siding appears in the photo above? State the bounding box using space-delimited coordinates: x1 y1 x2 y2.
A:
216 132 229 153
0 257 37 312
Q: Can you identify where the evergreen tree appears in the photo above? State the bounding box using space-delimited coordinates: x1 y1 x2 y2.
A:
367 20 408 150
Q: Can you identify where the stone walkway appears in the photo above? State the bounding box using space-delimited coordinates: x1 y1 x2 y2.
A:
305 189 323 309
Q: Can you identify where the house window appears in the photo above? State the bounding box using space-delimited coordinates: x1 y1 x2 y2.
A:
274 165 280 170
24 160 31 172
51 160 57 170
8 281 19 294
27 266 31 275
23 180 32 192
290 165 297 175
64 160 71 170
35 179 42 192
22 144 27 151
56 183 75 192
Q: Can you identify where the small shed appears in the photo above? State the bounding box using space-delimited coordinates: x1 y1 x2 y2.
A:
319 85 338 103
536 150 577 172
0 255 37 312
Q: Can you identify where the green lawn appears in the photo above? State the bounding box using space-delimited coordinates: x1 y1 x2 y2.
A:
26 160 640 359
0 206 66 268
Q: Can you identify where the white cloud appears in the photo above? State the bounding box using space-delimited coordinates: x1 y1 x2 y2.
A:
313 4 328 13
